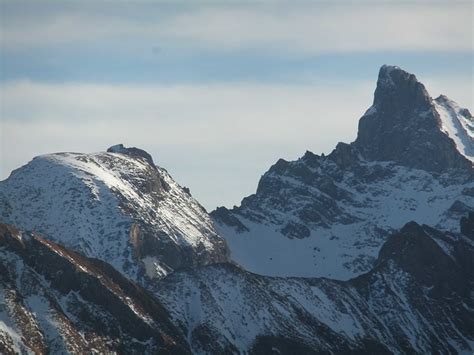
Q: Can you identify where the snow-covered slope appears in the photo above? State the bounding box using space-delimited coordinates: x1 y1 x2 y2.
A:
158 217 474 354
214 156 473 279
435 95 474 162
0 145 228 282
212 65 474 280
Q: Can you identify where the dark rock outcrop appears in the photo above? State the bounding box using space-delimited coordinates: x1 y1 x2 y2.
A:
461 211 474 239
328 142 359 169
354 65 471 172
281 221 311 239
211 207 249 232
107 143 155 166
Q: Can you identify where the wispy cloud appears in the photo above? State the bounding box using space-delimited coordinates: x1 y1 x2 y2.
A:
1 1 472 209
1 79 373 208
2 2 472 54
1 74 471 209
163 4 472 53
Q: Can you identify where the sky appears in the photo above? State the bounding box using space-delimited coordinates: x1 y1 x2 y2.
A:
0 1 473 210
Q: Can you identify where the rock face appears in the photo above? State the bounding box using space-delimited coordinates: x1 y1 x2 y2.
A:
157 216 474 354
355 65 472 172
212 65 474 280
0 223 190 354
0 146 228 283
461 211 474 239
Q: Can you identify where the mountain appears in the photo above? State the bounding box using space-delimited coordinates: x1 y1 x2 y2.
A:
0 222 190 354
1 65 473 354
212 65 474 280
0 144 228 284
157 214 474 354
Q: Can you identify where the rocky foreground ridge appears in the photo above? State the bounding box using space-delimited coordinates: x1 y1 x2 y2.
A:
158 214 474 354
1 214 473 354
0 222 190 354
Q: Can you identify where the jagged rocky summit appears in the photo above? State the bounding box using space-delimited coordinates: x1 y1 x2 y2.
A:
212 65 474 280
0 144 228 285
355 65 472 171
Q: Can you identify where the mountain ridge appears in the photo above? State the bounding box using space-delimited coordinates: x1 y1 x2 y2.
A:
0 222 190 354
157 214 474 354
3 213 473 353
212 65 473 280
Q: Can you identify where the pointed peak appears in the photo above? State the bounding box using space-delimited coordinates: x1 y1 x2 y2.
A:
302 150 320 161
354 65 472 172
378 65 414 84
374 65 432 110
378 65 402 83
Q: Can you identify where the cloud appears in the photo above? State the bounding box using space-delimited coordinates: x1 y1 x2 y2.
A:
163 4 472 53
1 2 472 209
1 2 472 54
1 74 471 209
0 79 373 208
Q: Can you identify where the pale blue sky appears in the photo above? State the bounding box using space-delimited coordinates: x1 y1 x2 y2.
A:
1 1 473 209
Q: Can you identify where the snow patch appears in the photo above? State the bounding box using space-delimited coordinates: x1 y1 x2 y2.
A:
435 96 474 162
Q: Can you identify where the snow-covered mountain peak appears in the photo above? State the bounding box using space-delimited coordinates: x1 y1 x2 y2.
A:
0 146 228 282
213 65 473 280
355 65 471 172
